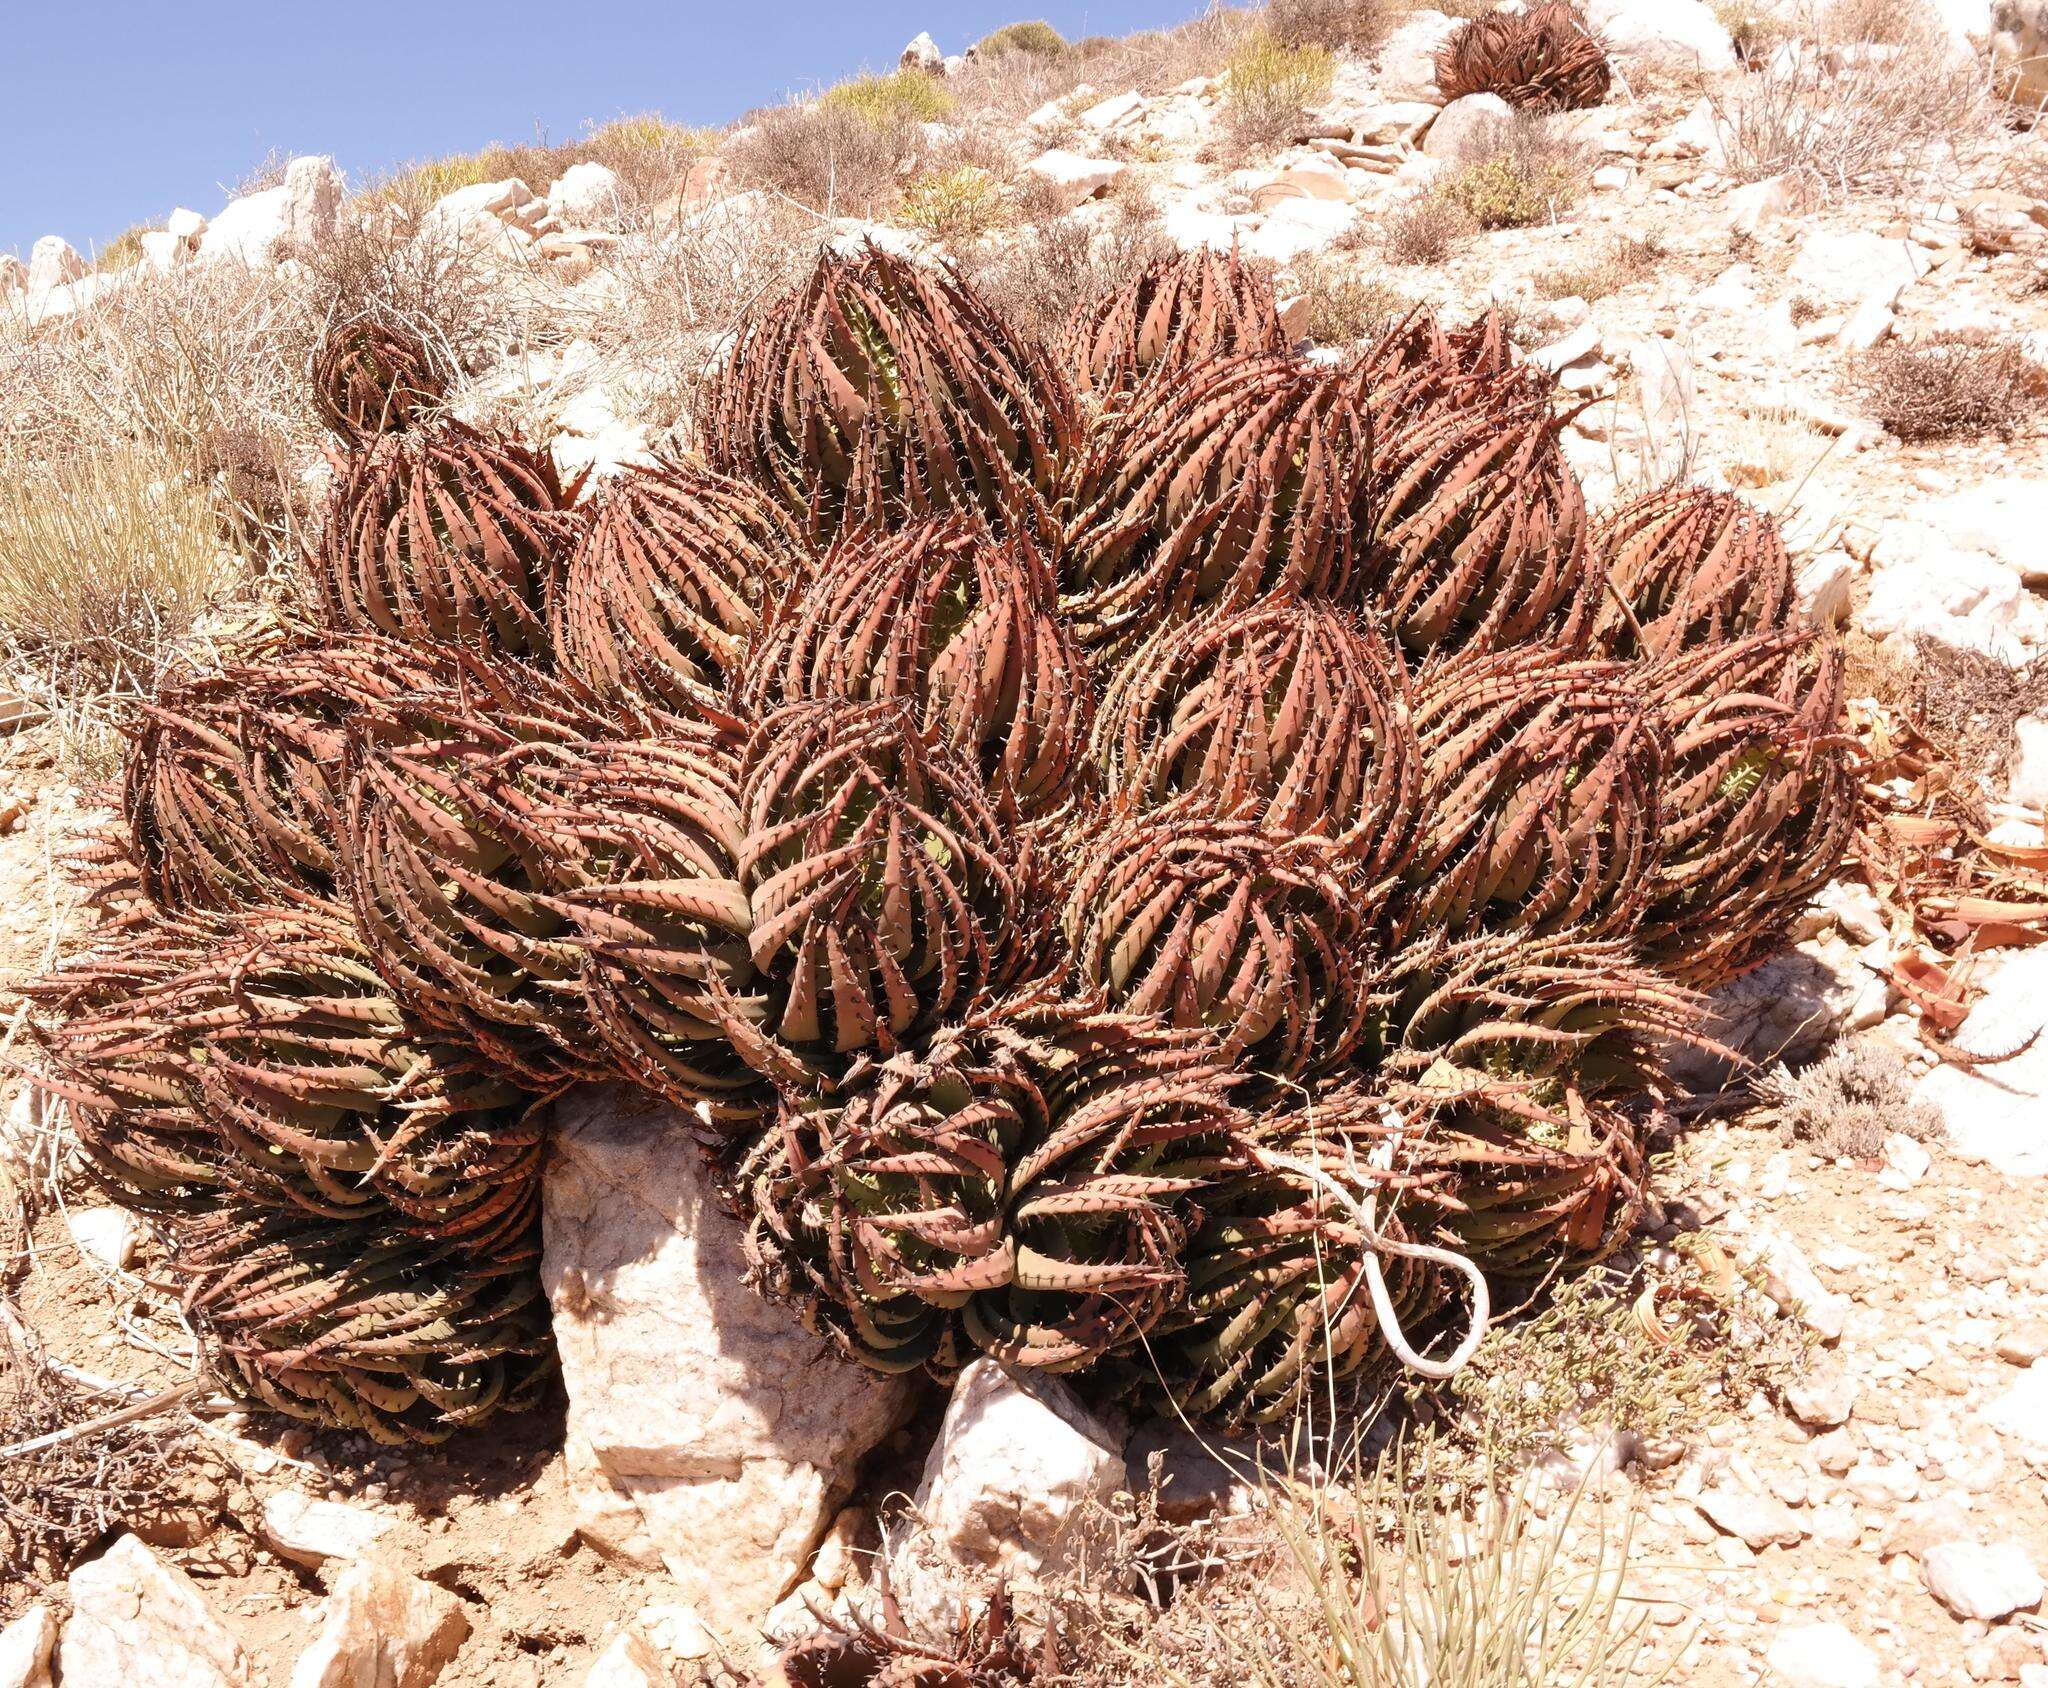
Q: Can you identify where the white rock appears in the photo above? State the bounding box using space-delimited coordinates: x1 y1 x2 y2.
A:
1730 171 1813 235
1023 149 1126 212
26 236 85 293
900 31 945 74
1661 97 1733 163
1917 947 2048 1174
259 1491 398 1567
1351 100 1441 143
1026 92 1085 133
1666 938 1884 1088
1916 479 2048 590
1532 321 1601 373
541 1086 913 1639
1376 10 1458 100
1593 163 1633 190
1698 1484 1808 1549
1751 1232 1850 1341
198 155 341 265
547 162 624 227
1766 1623 1881 1688
1836 292 1895 352
1421 93 1514 163
1922 1540 2045 1621
165 207 207 241
898 1358 1124 1623
138 230 186 274
1987 1365 2048 1447
1785 1371 1857 1429
423 176 537 233
0 1605 55 1688
1240 197 1357 262
0 254 25 298
65 1205 136 1271
1584 0 1737 67
290 1555 470 1688
1079 90 1146 134
1789 229 1929 308
2012 714 2048 809
59 1535 253 1688
582 1628 664 1688
1160 197 1256 253
1797 551 1856 626
1861 532 2048 662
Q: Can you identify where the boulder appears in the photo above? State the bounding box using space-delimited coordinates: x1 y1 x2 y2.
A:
1250 167 1352 211
290 1556 470 1688
541 1086 914 1641
1377 9 1458 101
1922 1540 2045 1622
26 236 84 294
548 161 624 226
58 1534 253 1688
1788 228 1929 308
1664 937 1886 1090
1241 196 1357 262
1766 1623 1881 1688
1421 93 1514 163
260 1492 398 1568
1023 149 1126 212
1917 948 2048 1174
893 1359 1125 1626
198 155 341 265
901 31 946 75
1860 527 2048 660
1080 90 1147 134
1729 171 1814 236
1697 1484 1808 1550
1582 0 1737 69
165 207 207 241
139 230 187 273
1914 479 2048 590
0 1606 55 1688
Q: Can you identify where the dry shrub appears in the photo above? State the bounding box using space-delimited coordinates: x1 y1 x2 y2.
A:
1224 30 1338 148
370 138 569 220
1890 639 2048 781
1534 231 1665 299
1287 254 1412 343
1846 331 2039 440
728 100 915 219
900 166 1010 240
974 19 1069 57
581 198 822 434
1262 0 1390 49
1435 115 1590 228
1714 16 1993 190
1382 190 1476 262
572 115 715 207
951 202 1176 344
1757 1038 1944 1159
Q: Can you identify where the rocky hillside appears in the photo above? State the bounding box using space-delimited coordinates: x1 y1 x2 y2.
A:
5 2 2048 1686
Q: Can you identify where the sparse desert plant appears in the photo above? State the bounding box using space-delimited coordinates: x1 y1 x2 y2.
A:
1381 189 1476 263
1845 332 2038 441
573 114 715 205
1435 117 1590 228
952 202 1176 345
1263 0 1390 49
0 445 236 771
1534 231 1664 300
1287 254 1412 345
899 165 1009 239
974 19 1068 57
726 100 912 219
1756 1037 1944 1159
1224 30 1338 148
1437 0 1613 112
819 68 959 128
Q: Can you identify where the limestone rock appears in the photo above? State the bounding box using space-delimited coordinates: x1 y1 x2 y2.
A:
901 31 945 75
66 1203 137 1270
290 1555 470 1688
1023 149 1126 211
541 1086 914 1641
1750 1232 1850 1341
548 162 624 227
1917 948 2048 1175
1917 480 2048 591
26 236 85 294
58 1534 253 1688
1376 10 1457 101
1421 93 1514 164
1241 196 1357 262
165 207 207 241
1665 938 1885 1089
1789 229 1929 309
582 1605 712 1688
1922 1540 2045 1622
1729 171 1813 235
0 1605 55 1688
1698 1484 1809 1550
260 1491 398 1568
1766 1623 1880 1688
1860 519 2048 660
893 1359 1125 1625
198 156 341 266
1785 1370 1857 1429
1079 90 1146 135
1583 0 1737 69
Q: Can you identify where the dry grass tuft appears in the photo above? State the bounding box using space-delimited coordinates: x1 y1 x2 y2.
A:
1845 332 2040 441
1262 0 1391 49
728 101 914 219
1534 232 1665 300
1382 191 1476 263
1756 1038 1943 1160
1223 30 1338 149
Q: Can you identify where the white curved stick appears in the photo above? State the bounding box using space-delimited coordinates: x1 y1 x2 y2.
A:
1251 1137 1490 1381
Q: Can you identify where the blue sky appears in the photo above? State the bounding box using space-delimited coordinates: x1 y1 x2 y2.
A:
2 1 1201 259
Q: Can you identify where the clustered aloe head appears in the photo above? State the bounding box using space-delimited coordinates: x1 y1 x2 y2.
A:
31 240 1852 1445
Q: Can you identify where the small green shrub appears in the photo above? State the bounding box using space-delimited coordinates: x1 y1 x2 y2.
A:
1224 31 1337 148
1289 255 1411 345
818 68 958 128
974 19 1067 57
899 166 1009 240
1437 144 1585 229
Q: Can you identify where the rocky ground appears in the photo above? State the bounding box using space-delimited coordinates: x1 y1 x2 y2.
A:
7 1 2048 1684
